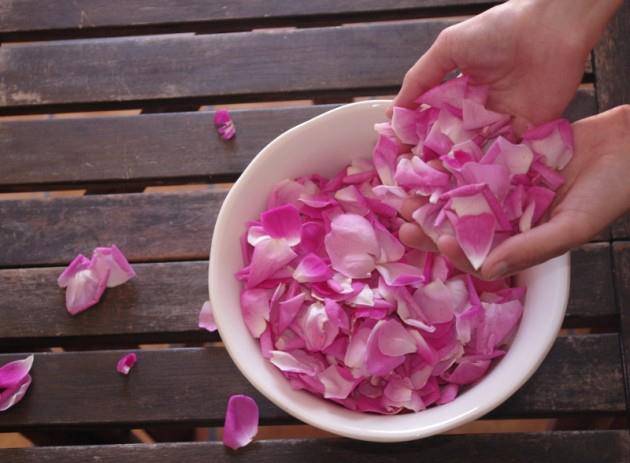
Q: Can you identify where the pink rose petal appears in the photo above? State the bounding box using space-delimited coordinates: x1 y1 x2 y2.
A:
261 204 302 246
198 300 217 332
223 394 259 450
0 375 32 412
116 353 137 375
91 245 136 288
0 355 33 389
214 109 236 140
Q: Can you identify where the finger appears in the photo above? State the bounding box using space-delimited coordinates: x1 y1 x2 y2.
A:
400 196 428 221
436 234 479 276
389 31 457 114
399 222 437 252
480 214 583 280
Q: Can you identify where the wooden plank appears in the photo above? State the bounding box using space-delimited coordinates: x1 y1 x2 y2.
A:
0 335 623 429
0 262 215 348
0 88 596 189
0 0 497 38
612 214 630 240
0 190 222 267
613 242 630 423
594 1 630 112
2 431 629 463
566 243 616 323
0 242 614 348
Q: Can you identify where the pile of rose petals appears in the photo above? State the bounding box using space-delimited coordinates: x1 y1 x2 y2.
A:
58 245 136 315
236 76 572 414
0 355 33 412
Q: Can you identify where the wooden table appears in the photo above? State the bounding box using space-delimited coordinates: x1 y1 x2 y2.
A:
0 1 629 461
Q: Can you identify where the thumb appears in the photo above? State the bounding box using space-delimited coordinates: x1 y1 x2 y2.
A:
480 214 584 280
389 30 456 116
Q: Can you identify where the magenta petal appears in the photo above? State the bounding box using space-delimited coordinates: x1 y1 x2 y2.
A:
377 320 417 356
527 186 555 223
0 355 34 388
391 107 421 145
461 162 510 201
247 238 297 288
296 221 325 255
91 245 136 288
373 220 405 263
214 109 236 140
198 300 217 332
324 299 350 332
116 353 137 375
319 364 357 399
452 213 496 270
293 253 332 283
462 99 510 130
223 395 259 450
261 204 302 246
437 383 459 404
57 254 91 288
240 288 272 338
445 359 491 385
0 374 32 412
276 292 305 334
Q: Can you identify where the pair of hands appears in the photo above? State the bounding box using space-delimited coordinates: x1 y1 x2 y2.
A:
391 0 630 279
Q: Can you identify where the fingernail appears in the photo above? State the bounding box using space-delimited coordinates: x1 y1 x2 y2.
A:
486 262 509 281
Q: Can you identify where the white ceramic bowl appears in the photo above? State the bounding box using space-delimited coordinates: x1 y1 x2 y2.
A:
209 100 570 442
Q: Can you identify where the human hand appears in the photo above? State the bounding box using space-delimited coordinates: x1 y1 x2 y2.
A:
391 0 621 133
400 106 630 279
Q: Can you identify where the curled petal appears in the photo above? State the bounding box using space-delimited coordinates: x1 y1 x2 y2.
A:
116 353 137 375
0 355 34 388
372 134 400 186
0 375 32 412
91 245 136 288
57 254 91 288
223 395 259 450
214 109 236 140
319 364 357 399
198 300 217 332
376 263 423 287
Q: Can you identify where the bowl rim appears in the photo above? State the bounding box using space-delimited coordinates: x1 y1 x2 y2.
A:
209 100 570 442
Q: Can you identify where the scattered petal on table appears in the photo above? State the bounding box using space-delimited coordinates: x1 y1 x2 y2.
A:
198 300 217 332
116 353 138 375
223 395 259 450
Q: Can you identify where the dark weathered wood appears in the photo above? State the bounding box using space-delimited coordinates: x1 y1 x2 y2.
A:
612 214 630 240
613 241 630 424
0 105 332 189
0 0 498 39
0 190 222 267
0 87 595 190
0 335 623 430
566 243 616 324
594 1 630 112
0 262 215 348
0 242 614 348
2 431 630 463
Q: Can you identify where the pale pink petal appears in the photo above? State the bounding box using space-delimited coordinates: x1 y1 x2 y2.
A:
344 322 374 369
334 185 370 215
414 280 456 324
472 300 523 355
372 185 409 212
116 353 137 375
247 237 297 288
461 162 510 201
324 299 350 331
57 254 91 288
319 364 357 399
412 203 454 244
415 76 469 109
198 300 217 332
295 301 339 351
348 285 375 307
462 99 510 130
377 319 417 356
324 214 378 278
91 245 136 288
275 329 306 351
240 288 272 338
64 261 110 316
269 350 323 375
372 134 400 186
376 262 423 287
482 137 534 175
223 395 259 450
0 355 33 388
293 253 332 283
214 109 236 140
276 293 305 334
437 383 459 404
391 107 421 145
451 212 496 270
267 179 304 209
455 303 483 344
395 156 450 191
0 375 32 412
373 220 405 263
260 204 302 246
523 119 573 169
366 321 407 376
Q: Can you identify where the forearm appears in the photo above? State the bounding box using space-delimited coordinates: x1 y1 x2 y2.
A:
513 0 622 50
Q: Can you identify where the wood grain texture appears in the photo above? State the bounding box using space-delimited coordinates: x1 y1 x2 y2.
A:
0 243 615 348
0 1 497 35
0 262 215 348
613 241 630 423
2 431 629 463
0 335 623 429
612 214 630 240
0 89 596 189
594 1 630 111
0 190 223 267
